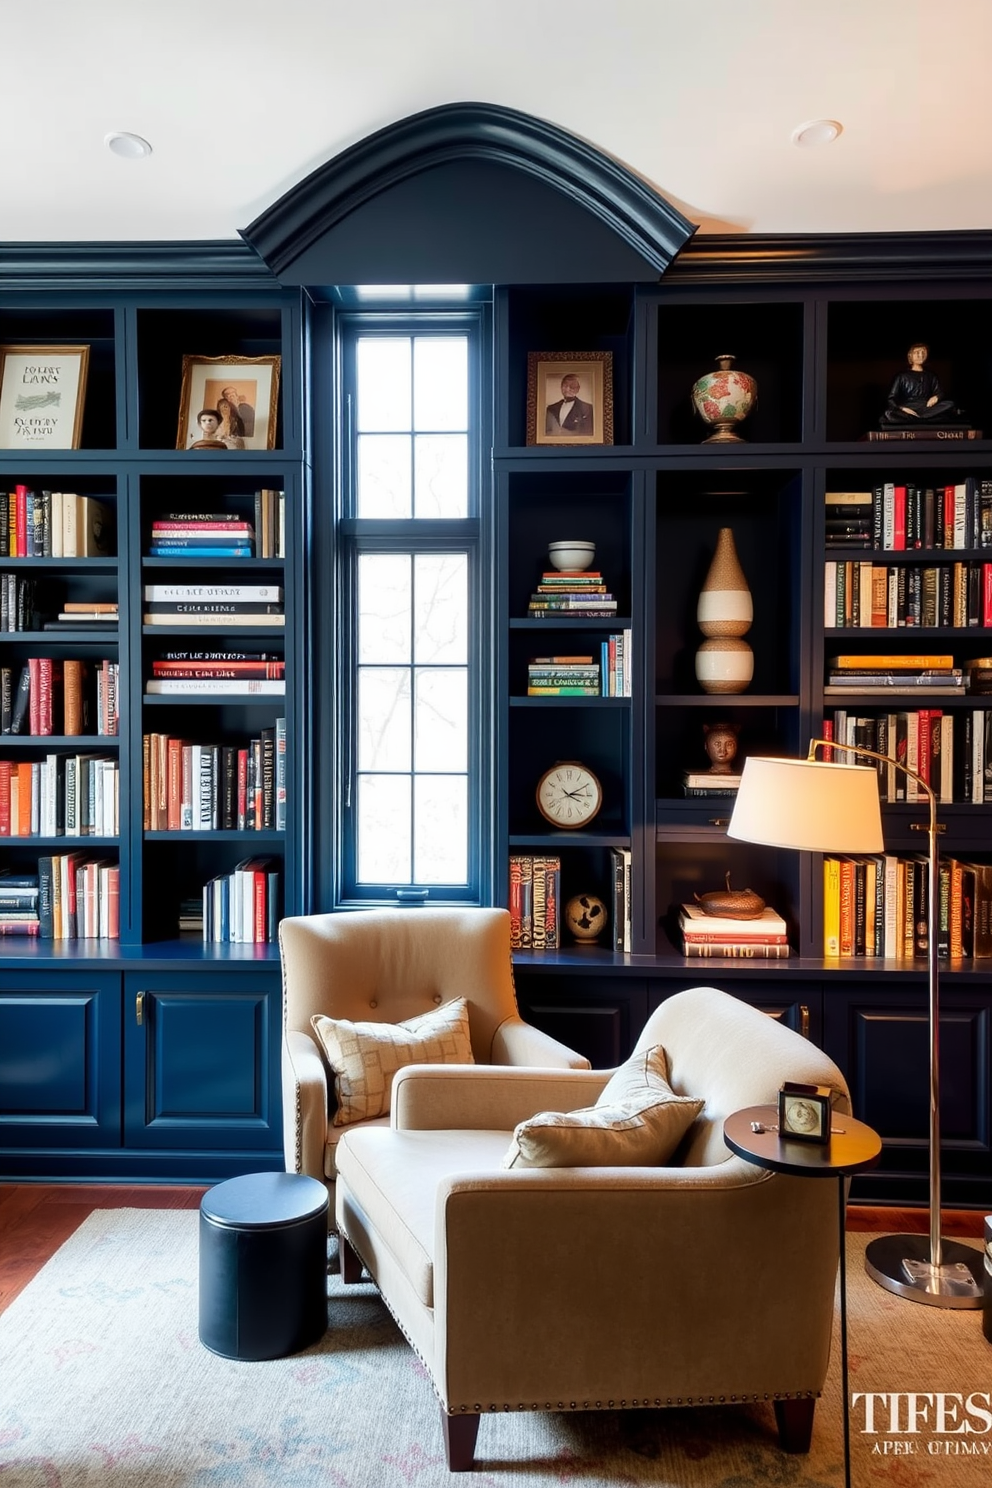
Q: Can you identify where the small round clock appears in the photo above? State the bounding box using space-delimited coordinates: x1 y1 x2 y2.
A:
535 761 603 830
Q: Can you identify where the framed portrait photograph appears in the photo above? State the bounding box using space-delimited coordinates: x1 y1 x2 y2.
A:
176 354 281 451
0 344 90 449
526 350 613 447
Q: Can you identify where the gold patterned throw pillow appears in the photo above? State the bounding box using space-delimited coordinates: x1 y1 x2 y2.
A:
502 1043 703 1169
310 997 474 1127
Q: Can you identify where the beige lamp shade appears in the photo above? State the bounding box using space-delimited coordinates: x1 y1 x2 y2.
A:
727 755 884 854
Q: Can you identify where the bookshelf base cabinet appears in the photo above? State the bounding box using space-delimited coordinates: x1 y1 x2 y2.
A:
514 964 990 1205
0 965 283 1181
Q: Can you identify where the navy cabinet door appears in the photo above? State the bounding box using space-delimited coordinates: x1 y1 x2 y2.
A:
822 980 992 1207
122 971 282 1154
514 975 650 1067
0 971 122 1149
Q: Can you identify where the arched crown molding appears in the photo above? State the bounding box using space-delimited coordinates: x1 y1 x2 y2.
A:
242 102 696 284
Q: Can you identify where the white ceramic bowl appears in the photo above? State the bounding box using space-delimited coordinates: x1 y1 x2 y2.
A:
548 540 596 572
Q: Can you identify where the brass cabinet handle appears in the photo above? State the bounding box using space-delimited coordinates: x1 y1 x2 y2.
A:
135 992 145 1027
800 1004 810 1040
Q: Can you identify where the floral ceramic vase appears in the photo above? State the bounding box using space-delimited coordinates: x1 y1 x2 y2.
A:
695 527 754 694
691 354 757 443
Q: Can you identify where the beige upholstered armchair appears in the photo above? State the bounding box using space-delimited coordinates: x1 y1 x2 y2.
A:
279 907 589 1198
333 985 852 1471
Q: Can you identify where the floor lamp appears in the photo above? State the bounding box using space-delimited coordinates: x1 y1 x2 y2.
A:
727 743 984 1309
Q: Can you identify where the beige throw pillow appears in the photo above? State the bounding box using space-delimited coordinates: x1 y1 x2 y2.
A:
502 1043 703 1169
311 996 474 1127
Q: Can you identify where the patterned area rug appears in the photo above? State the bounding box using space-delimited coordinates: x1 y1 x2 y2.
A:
0 1209 987 1487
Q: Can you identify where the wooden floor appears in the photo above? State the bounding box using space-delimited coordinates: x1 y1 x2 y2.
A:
0 1183 985 1318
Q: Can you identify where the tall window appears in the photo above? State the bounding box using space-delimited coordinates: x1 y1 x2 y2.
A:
339 319 486 903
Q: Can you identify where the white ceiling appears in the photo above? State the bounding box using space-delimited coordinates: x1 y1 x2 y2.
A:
5 0 992 245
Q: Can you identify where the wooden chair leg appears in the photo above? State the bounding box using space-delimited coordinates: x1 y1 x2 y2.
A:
441 1410 480 1471
339 1233 364 1284
774 1397 815 1453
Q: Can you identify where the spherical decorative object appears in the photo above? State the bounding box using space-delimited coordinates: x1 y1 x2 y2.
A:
565 893 607 943
691 355 757 443
548 540 596 572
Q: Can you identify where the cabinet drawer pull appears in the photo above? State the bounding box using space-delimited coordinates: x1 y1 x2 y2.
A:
800 1004 810 1040
135 992 145 1027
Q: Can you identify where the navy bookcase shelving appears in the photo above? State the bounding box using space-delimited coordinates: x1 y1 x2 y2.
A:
0 280 306 1179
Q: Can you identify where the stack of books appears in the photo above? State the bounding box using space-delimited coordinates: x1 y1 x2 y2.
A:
149 513 255 558
178 895 204 937
825 492 873 546
527 569 618 620
508 854 561 949
0 871 40 936
678 902 790 959
527 657 600 695
45 600 119 630
827 477 992 551
682 769 742 798
203 858 280 943
142 583 284 627
825 653 965 696
146 651 285 696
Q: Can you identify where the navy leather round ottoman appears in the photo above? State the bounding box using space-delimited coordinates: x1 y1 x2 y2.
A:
198 1172 328 1360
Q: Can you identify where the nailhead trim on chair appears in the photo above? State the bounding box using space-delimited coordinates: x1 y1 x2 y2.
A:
342 1227 822 1419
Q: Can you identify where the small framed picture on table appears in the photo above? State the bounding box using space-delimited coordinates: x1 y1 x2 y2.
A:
526 350 613 447
177 354 281 451
0 344 90 449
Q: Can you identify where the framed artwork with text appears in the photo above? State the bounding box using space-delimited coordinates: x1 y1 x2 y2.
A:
0 344 90 449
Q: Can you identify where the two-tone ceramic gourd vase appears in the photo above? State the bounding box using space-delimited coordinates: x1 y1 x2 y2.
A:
695 527 754 694
691 354 757 443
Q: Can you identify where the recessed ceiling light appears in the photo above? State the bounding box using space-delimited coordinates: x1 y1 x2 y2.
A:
791 119 842 149
105 131 153 160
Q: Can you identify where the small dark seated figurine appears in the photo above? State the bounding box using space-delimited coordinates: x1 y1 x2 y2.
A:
880 342 964 427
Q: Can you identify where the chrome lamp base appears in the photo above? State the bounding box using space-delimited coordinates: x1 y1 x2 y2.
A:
865 1233 984 1308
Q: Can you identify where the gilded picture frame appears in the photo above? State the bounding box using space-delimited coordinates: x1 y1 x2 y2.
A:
176 354 281 451
0 344 90 449
526 350 613 447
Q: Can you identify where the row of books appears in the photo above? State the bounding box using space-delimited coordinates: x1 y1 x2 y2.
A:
825 707 992 804
0 659 119 736
825 479 992 552
0 489 115 559
824 653 964 697
824 559 992 630
823 855 992 960
202 859 280 943
527 569 619 619
143 722 286 831
610 846 632 952
0 858 120 939
0 754 119 838
1 573 41 631
526 632 632 696
677 902 790 959
142 582 285 627
508 855 561 948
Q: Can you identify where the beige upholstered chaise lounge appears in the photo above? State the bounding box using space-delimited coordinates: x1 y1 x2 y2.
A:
333 985 852 1471
279 906 589 1204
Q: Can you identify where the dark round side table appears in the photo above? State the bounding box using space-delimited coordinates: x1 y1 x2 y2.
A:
725 1105 882 1488
199 1171 329 1361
